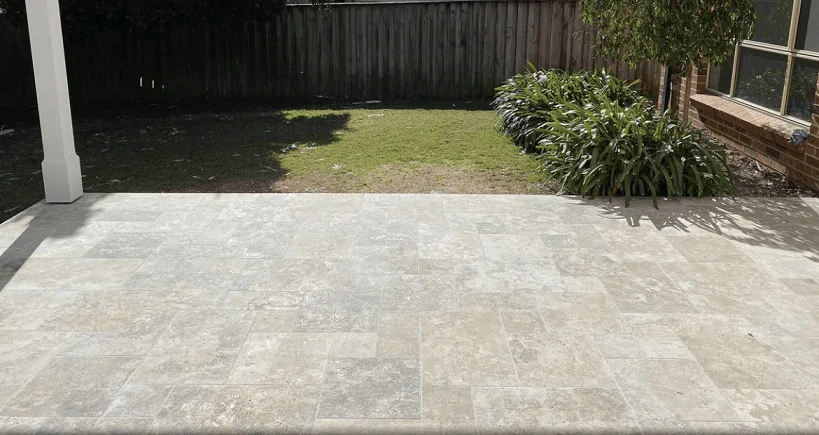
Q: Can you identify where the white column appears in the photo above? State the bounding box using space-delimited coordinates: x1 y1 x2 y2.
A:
26 0 83 203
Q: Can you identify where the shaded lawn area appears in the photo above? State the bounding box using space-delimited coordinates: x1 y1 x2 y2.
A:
0 102 552 222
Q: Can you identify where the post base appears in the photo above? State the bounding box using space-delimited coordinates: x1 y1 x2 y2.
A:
42 155 83 203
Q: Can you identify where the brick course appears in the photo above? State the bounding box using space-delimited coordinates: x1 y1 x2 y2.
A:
663 64 819 191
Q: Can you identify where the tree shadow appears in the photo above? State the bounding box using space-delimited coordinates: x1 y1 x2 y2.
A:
572 196 819 262
73 109 351 192
1 106 351 222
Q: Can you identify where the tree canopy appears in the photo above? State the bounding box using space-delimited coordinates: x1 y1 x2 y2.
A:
0 0 288 31
580 0 756 69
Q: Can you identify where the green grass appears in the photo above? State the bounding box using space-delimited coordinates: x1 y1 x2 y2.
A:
1 104 550 223
277 108 545 182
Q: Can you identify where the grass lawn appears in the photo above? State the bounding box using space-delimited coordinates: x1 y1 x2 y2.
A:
0 102 551 222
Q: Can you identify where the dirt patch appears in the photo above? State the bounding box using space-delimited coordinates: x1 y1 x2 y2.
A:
726 148 818 197
196 163 557 195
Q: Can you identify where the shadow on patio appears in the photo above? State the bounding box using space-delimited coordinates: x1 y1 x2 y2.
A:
583 197 819 262
0 192 243 293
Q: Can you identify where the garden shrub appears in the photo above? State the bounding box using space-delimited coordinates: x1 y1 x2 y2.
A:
493 64 642 153
493 66 734 207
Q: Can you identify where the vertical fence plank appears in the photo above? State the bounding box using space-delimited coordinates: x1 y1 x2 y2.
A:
494 2 508 87
472 2 483 98
515 2 526 73
504 2 517 80
482 1 497 98
570 5 583 72
525 2 538 68
537 1 551 70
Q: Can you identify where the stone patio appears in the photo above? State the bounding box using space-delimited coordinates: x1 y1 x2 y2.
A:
0 193 818 434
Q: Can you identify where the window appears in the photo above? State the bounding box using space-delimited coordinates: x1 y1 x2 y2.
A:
707 0 819 123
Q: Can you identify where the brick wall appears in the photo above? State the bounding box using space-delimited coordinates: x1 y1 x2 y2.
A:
665 63 819 191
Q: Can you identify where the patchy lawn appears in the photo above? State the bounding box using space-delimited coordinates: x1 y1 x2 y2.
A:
0 102 551 222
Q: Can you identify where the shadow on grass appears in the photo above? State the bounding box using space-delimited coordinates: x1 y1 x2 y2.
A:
0 107 352 222
74 110 351 192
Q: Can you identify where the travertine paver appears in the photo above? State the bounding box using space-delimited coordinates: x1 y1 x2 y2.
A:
0 193 818 433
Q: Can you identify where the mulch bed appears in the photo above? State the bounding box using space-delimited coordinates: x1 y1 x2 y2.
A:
726 148 818 198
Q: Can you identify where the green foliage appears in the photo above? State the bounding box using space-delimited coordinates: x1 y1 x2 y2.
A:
493 67 734 207
539 99 734 207
493 64 642 153
0 0 289 31
580 0 756 69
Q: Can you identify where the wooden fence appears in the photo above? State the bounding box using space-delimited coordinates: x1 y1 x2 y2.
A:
0 0 662 105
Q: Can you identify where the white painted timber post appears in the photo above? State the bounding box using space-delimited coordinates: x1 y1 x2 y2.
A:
25 0 83 203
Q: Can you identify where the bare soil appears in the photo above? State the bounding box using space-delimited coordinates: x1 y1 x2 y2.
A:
726 148 818 198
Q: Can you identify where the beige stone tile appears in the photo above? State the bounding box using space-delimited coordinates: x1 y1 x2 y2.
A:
251 310 299 332
479 234 549 263
472 387 639 433
0 417 42 434
780 278 819 296
677 330 814 389
331 333 377 358
622 262 666 277
0 385 22 410
666 236 754 263
601 276 697 314
2 356 141 418
689 421 803 433
595 334 648 359
4 258 143 291
639 420 697 434
553 249 630 277
420 312 517 387
153 385 318 433
659 263 792 297
227 333 331 385
0 331 69 385
418 226 483 260
560 276 606 293
0 309 53 330
499 310 544 335
606 236 688 263
539 293 628 334
721 388 819 424
508 333 617 388
128 310 254 385
377 311 419 358
221 291 304 311
349 243 419 275
37 417 153 434
312 419 476 434
608 359 739 422
103 385 173 419
317 358 421 419
422 386 474 421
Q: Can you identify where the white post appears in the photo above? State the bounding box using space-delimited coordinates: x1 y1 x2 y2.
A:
25 0 83 203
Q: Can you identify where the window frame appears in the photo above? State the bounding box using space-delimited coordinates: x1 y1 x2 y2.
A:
707 0 819 125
